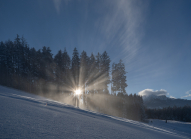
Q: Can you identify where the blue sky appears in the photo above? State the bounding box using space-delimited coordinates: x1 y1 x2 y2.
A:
0 0 191 99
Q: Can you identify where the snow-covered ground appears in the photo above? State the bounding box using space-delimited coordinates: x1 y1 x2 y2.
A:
0 85 190 139
148 119 191 138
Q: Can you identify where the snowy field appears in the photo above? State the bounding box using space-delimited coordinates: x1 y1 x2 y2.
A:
0 85 190 139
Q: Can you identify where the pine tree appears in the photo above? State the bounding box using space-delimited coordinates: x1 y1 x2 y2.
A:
87 53 96 94
111 62 119 95
5 40 14 86
28 47 37 93
21 36 30 77
61 48 71 91
100 51 110 94
29 47 38 78
71 47 80 89
95 52 101 93
80 51 89 105
14 34 21 75
54 50 63 93
80 51 88 87
41 46 53 81
54 50 62 84
118 59 127 94
112 59 127 95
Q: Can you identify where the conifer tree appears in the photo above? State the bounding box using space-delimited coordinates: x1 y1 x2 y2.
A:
111 62 119 95
62 48 71 90
54 50 62 83
95 52 101 93
41 46 53 81
71 47 80 89
87 53 96 94
54 50 63 93
100 51 110 94
118 59 127 94
80 51 89 105
112 59 127 94
14 34 22 75
5 40 14 86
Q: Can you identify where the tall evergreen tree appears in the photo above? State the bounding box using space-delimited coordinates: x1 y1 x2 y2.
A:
112 59 127 94
62 48 71 89
87 53 96 94
41 46 53 81
5 40 14 86
80 51 89 105
118 59 127 94
54 50 62 83
100 51 110 94
14 34 22 75
71 47 80 89
30 47 37 78
54 50 63 93
20 37 28 78
95 52 101 93
111 62 119 95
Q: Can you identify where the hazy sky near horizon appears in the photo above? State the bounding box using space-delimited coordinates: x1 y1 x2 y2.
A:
0 0 191 99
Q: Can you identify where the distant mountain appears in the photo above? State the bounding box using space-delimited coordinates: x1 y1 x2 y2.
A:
143 95 191 109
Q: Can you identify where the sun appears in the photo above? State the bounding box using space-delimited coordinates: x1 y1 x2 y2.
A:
75 89 82 95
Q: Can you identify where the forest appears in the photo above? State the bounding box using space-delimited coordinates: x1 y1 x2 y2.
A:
146 105 191 122
0 35 146 121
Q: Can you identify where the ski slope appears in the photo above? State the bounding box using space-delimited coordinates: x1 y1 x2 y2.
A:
0 86 190 139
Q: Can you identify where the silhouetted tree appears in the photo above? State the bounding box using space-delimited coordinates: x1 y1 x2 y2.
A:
71 47 80 89
54 50 62 82
80 51 89 105
54 50 63 93
87 53 96 94
95 52 101 94
61 48 71 92
112 59 127 94
100 51 111 94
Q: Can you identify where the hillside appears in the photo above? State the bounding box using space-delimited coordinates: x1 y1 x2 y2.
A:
143 95 191 109
0 86 190 139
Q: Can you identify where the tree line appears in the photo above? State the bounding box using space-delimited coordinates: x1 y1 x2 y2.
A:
146 105 191 122
0 34 146 121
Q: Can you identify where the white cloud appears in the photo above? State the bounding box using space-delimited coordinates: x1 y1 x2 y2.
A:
138 89 167 97
181 90 191 98
169 96 176 99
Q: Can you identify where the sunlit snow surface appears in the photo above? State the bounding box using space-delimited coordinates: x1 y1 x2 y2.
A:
0 86 190 139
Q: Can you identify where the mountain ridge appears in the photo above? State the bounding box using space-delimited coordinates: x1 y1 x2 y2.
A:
143 95 191 109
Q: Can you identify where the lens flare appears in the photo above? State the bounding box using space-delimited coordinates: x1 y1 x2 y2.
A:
75 89 82 95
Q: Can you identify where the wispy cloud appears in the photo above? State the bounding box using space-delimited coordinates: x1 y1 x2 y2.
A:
52 0 70 14
181 90 191 98
138 89 168 97
63 0 149 63
96 0 148 61
53 0 62 14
